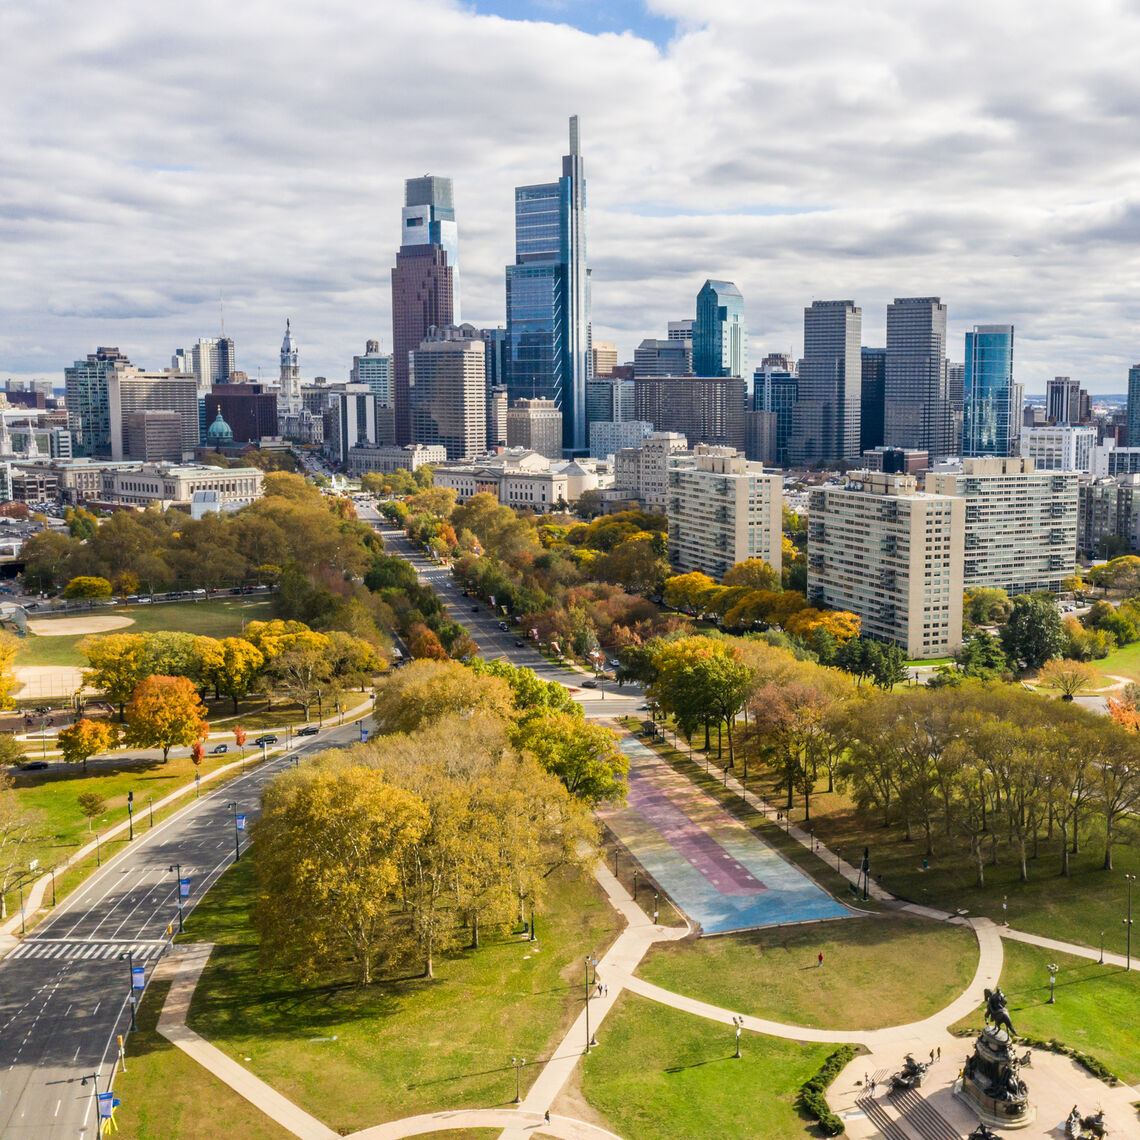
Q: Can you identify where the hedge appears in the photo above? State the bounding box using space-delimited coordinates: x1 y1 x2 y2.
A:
796 1044 858 1136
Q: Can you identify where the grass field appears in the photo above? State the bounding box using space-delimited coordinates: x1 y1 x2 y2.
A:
1095 639 1140 685
15 598 277 668
638 916 976 1030
571 993 838 1140
950 940 1140 1084
183 856 623 1135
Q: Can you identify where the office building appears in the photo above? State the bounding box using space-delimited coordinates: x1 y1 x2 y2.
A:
693 280 747 378
591 342 617 377
808 472 964 658
926 458 1077 593
392 176 459 444
961 325 1017 457
506 398 562 460
325 385 378 466
1046 377 1088 425
668 319 693 342
860 348 886 453
586 377 635 426
351 341 394 407
488 387 508 449
861 447 929 474
789 300 862 466
208 382 278 443
65 346 131 456
589 419 653 460
505 116 591 454
409 330 486 461
173 337 236 391
107 368 199 461
743 410 778 465
125 411 184 462
634 375 746 452
754 363 797 467
634 338 692 378
613 432 688 510
1021 425 1095 472
883 297 955 460
1127 366 1140 448
345 443 446 478
666 447 781 581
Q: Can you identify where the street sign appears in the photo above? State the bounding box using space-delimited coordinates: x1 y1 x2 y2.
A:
97 1092 114 1119
236 814 246 831
131 965 145 990
179 877 190 899
360 727 369 743
28 858 39 872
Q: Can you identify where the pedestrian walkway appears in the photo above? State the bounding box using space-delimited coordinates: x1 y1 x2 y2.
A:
7 937 168 961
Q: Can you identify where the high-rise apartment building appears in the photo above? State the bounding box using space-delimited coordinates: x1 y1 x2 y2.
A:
925 458 1077 593
883 297 955 460
860 348 886 453
753 364 797 466
589 420 653 460
634 376 747 452
788 300 862 465
613 431 688 510
1021 425 1095 472
1078 475 1140 557
392 176 458 444
107 368 199 461
173 337 236 391
666 447 781 580
808 472 964 658
962 325 1017 457
693 280 747 378
1046 377 1086 425
505 116 591 454
586 377 635 425
506 398 562 460
633 339 693 379
408 329 487 462
65 346 131 456
1126 367 1140 447
351 341 394 407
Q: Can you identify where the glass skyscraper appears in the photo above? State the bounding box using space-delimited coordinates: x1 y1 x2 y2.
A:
506 116 591 455
962 325 1016 457
693 280 747 378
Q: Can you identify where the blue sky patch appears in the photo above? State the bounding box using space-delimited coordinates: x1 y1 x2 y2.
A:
469 0 678 49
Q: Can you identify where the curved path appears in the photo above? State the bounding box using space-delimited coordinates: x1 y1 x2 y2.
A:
349 1109 625 1140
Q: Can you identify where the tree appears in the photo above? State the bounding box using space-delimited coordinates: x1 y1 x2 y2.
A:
269 645 333 720
663 571 718 613
77 790 106 831
80 633 148 719
594 536 669 596
466 657 581 719
57 718 118 773
140 631 202 681
0 771 42 918
955 632 1010 680
1037 658 1099 701
515 713 629 805
373 659 513 734
198 637 265 712
0 734 26 767
66 507 99 541
963 587 1011 625
723 558 779 591
20 530 76 592
234 725 247 756
63 576 113 600
408 622 448 661
326 632 382 691
253 766 428 985
999 593 1065 670
123 675 209 763
0 631 18 710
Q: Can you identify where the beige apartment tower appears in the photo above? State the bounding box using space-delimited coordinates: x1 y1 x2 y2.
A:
666 447 782 581
808 471 964 658
925 457 1077 594
506 398 563 460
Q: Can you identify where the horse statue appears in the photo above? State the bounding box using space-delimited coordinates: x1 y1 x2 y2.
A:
969 1125 999 1140
983 986 1017 1036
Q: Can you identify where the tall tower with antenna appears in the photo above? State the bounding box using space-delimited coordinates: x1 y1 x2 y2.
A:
280 319 301 411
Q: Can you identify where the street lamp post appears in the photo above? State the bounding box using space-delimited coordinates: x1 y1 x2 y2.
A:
95 828 102 867
511 1056 526 1104
733 1015 744 1059
194 767 200 798
528 895 537 943
1047 962 1058 1005
147 795 154 829
50 864 57 907
228 802 241 863
1125 874 1136 971
127 790 134 842
122 950 137 1031
653 891 659 925
584 955 598 1051
632 869 639 901
169 864 183 933
17 878 26 936
1099 930 1106 965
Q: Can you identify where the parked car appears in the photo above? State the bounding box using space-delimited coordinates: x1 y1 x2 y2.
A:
514 640 525 648
582 679 599 689
498 621 509 631
297 725 320 736
471 605 480 613
254 734 279 746
210 744 228 754
19 760 49 771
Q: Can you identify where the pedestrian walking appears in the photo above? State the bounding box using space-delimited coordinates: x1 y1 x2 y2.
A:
937 1046 941 1060
929 1049 935 1063
870 1079 876 1096
544 1110 551 1123
818 951 824 968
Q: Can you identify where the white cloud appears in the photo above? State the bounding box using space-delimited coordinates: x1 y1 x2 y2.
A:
3 0 1140 390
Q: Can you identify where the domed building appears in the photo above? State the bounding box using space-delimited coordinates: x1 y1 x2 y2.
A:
206 406 234 448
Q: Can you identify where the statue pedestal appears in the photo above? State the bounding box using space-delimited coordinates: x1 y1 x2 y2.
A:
956 1027 1035 1130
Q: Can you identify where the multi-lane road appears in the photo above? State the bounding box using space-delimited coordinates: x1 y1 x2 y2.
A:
0 718 368 1139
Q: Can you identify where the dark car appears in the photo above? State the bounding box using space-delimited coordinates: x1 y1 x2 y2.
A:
19 760 49 771
210 743 228 755
582 679 599 689
498 621 509 631
471 605 480 613
297 725 320 737
254 734 279 746
514 640 525 648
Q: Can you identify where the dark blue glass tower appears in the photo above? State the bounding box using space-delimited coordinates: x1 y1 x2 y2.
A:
505 117 591 455
693 280 746 378
963 324 1015 456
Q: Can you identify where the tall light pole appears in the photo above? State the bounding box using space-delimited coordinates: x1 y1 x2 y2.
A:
121 950 137 1031
168 864 184 933
147 795 154 829
229 802 241 862
733 1015 744 1059
1047 962 1058 1005
511 1056 526 1104
1125 874 1136 971
127 789 134 842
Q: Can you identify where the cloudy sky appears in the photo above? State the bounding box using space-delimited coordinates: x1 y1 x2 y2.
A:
4 0 1140 392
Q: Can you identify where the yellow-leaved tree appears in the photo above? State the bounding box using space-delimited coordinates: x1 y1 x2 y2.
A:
123 676 208 763
57 718 119 773
0 631 19 710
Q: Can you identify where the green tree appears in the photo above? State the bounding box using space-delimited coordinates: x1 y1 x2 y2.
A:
123 675 208 763
515 713 628 805
373 659 513 734
1037 657 1099 701
77 790 107 831
66 507 99 541
999 593 1066 669
63 575 112 600
466 657 581 719
20 530 77 592
955 632 1010 679
198 637 265 712
253 766 428 985
963 587 1011 625
0 772 42 918
57 718 118 773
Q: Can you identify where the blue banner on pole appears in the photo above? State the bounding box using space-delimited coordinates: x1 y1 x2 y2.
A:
98 1092 114 1119
132 965 145 990
236 814 246 831
179 877 190 899
360 727 369 742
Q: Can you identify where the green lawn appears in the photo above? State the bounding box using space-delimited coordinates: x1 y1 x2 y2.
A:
950 940 1140 1084
16 598 277 668
1095 639 1140 685
571 993 839 1140
638 916 976 1030
183 855 623 1135
111 981 292 1140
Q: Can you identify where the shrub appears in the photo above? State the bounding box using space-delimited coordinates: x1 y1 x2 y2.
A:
796 1045 857 1135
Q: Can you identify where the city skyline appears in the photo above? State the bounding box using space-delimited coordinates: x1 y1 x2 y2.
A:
5 0 1140 392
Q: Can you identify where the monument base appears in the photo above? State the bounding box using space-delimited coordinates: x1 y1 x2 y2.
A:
954 1079 1037 1130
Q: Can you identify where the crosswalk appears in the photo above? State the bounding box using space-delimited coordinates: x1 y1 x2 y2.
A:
7 939 168 962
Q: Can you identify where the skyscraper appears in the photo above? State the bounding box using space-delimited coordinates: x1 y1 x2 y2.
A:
505 116 591 455
1046 376 1086 425
392 176 458 444
962 325 1017 457
693 280 747 378
173 337 235 391
787 300 862 465
860 347 886 453
409 328 486 461
351 341 394 407
883 297 955 460
65 346 131 456
1128 365 1140 447
754 362 798 467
